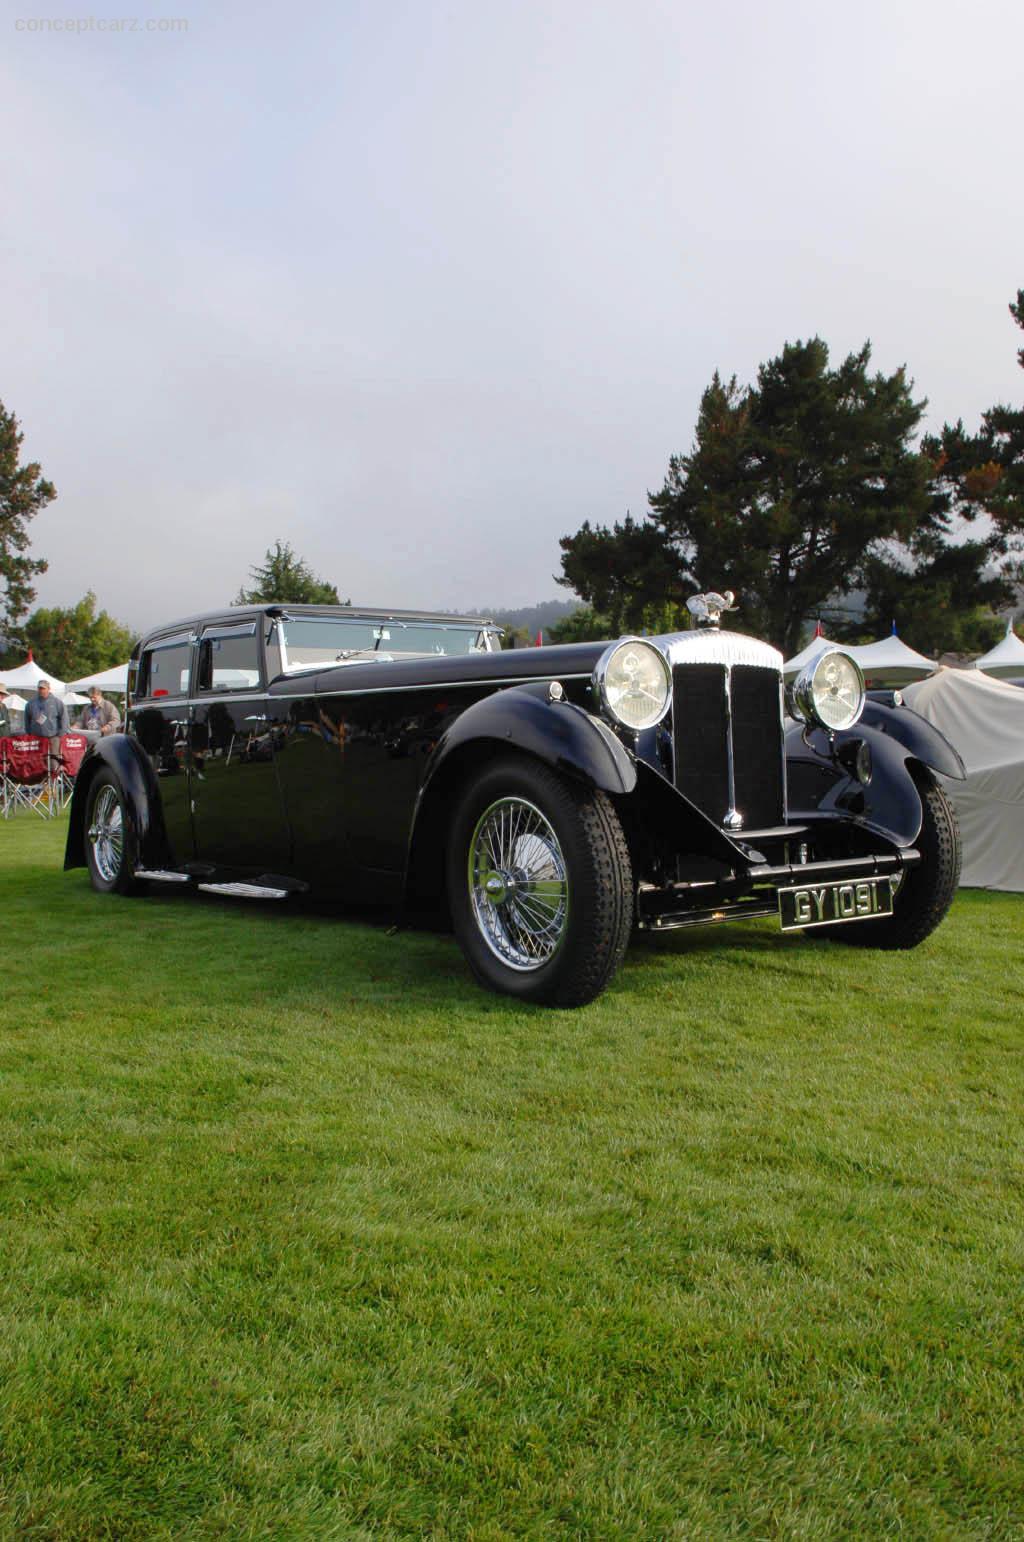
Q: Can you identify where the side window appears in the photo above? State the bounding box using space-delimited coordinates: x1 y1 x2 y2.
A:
138 637 192 699
196 624 262 693
264 618 283 682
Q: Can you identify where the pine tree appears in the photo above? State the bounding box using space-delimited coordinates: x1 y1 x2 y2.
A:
0 400 55 636
236 541 340 605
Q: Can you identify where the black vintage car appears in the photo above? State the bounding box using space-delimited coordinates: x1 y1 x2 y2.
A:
65 596 965 1006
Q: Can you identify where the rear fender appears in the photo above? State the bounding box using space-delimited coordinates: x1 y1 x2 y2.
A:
65 735 170 871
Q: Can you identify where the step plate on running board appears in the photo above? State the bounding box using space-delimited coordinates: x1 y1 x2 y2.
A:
137 869 192 884
196 882 290 901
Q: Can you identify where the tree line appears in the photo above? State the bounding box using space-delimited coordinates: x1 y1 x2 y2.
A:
556 289 1024 656
3 287 1022 669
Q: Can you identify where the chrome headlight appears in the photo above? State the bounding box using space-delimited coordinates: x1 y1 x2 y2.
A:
790 648 865 732
594 638 671 731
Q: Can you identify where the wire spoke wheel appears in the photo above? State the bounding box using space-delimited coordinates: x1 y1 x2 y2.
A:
88 784 125 884
468 796 569 971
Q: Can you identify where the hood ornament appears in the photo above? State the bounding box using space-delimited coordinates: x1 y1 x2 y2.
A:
687 590 737 629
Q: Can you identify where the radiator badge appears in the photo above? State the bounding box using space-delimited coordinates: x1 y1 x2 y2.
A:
686 590 738 629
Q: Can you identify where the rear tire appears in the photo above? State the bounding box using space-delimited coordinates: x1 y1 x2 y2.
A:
84 769 141 896
814 772 961 949
447 756 633 1006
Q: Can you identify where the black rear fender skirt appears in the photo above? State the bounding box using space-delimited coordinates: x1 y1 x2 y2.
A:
64 736 170 872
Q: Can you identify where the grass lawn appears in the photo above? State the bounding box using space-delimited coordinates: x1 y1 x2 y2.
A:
1 814 1023 1539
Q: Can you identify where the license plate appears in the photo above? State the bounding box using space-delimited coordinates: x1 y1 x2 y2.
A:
778 876 895 931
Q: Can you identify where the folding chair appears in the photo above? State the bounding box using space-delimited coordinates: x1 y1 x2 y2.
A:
2 735 52 818
52 733 89 813
0 738 12 818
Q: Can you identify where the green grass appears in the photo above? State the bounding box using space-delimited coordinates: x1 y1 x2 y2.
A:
1 815 1023 1539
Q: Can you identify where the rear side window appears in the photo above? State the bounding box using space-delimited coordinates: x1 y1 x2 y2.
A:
137 635 192 698
196 623 262 692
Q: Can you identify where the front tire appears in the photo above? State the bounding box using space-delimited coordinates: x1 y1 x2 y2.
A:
85 769 141 895
816 772 961 949
447 756 633 1006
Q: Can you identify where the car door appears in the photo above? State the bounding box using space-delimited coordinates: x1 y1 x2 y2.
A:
127 629 196 864
189 618 289 873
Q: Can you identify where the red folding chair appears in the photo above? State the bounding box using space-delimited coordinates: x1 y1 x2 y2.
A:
52 733 89 812
1 735 51 818
0 738 13 818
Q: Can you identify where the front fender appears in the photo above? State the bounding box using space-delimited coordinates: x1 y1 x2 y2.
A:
859 697 966 779
421 682 638 799
65 735 170 871
403 684 636 908
785 714 948 847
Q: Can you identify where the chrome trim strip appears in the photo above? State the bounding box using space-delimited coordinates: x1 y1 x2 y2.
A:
722 666 741 830
130 673 593 709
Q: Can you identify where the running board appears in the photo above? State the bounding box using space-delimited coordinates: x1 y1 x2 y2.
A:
196 882 290 901
137 869 192 884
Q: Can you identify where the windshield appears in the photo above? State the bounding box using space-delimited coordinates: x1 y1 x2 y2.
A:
276 616 497 674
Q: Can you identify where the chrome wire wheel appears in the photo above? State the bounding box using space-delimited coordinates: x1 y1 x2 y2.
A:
468 796 570 972
88 784 125 884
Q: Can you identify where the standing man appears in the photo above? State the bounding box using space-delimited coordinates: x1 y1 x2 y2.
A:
0 683 12 737
23 679 67 762
77 685 120 736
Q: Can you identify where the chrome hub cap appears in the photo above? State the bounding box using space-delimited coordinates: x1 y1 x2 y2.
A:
468 797 569 971
88 786 124 883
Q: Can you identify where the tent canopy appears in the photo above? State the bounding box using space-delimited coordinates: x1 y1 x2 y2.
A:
784 623 935 685
903 667 1024 892
67 662 130 692
0 651 66 693
972 619 1024 680
783 624 838 680
846 629 936 686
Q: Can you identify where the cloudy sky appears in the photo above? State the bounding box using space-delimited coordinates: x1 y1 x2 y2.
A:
3 0 1022 632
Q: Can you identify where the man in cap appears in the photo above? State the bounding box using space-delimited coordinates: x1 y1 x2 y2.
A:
23 679 67 763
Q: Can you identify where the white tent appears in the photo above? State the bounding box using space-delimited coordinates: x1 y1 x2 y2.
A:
903 667 1024 892
67 662 130 692
783 625 839 680
848 626 936 687
785 623 936 686
1 691 27 712
63 690 91 707
972 619 1024 681
0 653 66 693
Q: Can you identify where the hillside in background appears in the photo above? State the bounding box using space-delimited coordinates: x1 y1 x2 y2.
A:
472 599 577 633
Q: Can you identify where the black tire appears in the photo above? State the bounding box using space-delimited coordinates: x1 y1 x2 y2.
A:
446 756 633 1006
814 772 961 949
84 768 141 896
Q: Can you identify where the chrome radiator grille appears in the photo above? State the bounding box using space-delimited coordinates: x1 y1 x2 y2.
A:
671 662 785 830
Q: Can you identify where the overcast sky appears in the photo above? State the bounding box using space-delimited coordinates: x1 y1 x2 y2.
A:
3 0 1022 633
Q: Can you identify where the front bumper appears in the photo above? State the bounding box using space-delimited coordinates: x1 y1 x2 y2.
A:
636 847 920 931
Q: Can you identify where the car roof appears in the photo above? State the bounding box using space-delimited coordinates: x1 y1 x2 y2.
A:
139 603 499 645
